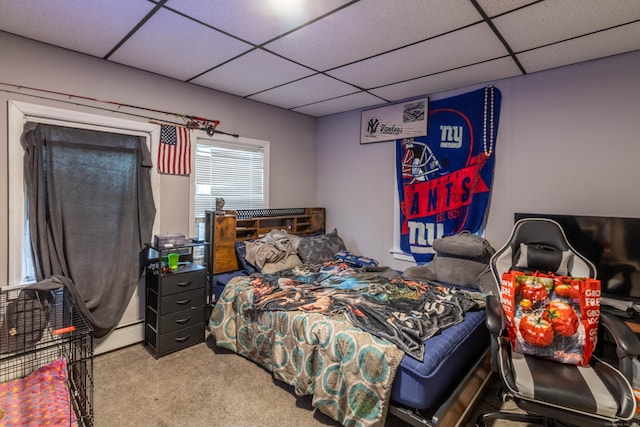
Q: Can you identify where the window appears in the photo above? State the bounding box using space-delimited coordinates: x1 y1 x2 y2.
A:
190 133 270 238
8 101 160 286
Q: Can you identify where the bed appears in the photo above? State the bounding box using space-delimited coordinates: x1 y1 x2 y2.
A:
207 213 491 427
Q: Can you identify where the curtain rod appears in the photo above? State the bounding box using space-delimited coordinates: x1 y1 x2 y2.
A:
0 82 239 138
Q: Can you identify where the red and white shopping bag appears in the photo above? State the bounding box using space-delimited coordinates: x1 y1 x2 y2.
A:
500 270 600 366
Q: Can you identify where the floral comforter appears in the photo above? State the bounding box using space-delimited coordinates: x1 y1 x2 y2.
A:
252 262 480 361
209 262 480 426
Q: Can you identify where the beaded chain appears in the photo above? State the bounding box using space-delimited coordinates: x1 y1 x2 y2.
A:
483 85 495 157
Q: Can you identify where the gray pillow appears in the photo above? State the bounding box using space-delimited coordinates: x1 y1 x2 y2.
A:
432 231 494 258
297 229 346 264
402 232 497 294
261 254 303 274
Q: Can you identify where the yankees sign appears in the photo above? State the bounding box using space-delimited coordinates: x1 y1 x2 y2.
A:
360 97 428 144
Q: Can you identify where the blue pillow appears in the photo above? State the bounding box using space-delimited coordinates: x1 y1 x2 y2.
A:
234 241 258 275
334 250 379 267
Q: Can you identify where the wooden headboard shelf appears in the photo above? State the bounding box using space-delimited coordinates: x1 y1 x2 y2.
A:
206 207 325 275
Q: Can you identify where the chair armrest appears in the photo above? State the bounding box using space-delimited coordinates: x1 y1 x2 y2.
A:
600 312 640 359
485 295 504 335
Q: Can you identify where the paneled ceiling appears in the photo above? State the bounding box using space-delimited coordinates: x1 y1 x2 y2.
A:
1 0 639 117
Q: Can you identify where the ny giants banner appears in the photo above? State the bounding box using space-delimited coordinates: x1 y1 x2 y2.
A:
396 86 501 263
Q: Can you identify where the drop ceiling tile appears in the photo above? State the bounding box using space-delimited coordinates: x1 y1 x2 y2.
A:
191 49 315 96
517 21 640 73
292 91 385 117
0 0 155 57
2 0 638 117
327 23 508 89
265 0 481 71
475 0 538 17
370 57 522 102
109 8 252 81
248 74 358 109
166 0 352 45
493 0 640 52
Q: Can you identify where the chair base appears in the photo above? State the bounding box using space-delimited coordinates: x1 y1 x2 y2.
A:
475 386 634 427
475 408 635 427
475 411 555 426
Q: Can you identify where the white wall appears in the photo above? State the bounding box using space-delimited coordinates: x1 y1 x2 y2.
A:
0 31 318 351
0 31 318 285
2 29 639 344
316 49 640 271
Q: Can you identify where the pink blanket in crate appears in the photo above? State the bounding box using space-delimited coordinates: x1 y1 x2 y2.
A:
0 357 76 426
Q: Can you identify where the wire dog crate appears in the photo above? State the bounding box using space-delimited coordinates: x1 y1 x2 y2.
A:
0 286 94 426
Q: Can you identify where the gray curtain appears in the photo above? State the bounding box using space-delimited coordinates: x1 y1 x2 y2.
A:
21 123 156 337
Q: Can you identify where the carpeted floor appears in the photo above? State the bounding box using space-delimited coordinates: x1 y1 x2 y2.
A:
94 336 342 427
93 333 535 427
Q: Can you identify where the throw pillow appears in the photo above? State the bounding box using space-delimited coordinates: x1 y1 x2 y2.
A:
297 229 346 264
261 254 303 274
234 241 258 275
334 250 379 267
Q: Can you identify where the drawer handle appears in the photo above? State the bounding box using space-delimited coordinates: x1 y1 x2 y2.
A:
176 281 192 287
175 315 192 324
175 334 190 343
176 298 191 305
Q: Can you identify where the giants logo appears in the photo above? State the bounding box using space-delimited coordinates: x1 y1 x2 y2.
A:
440 125 463 148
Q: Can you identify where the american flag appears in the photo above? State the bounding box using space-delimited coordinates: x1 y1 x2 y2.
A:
158 125 191 175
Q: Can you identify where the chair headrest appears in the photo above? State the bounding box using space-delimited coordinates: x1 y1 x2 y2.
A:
491 218 597 280
513 243 573 276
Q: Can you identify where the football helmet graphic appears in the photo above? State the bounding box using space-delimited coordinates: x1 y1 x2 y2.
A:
401 138 442 184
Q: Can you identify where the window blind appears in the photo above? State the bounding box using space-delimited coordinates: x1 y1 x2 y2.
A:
194 139 265 218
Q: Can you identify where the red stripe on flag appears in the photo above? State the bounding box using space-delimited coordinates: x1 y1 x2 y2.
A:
158 125 191 175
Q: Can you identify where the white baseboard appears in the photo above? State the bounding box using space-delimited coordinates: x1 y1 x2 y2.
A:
93 321 144 356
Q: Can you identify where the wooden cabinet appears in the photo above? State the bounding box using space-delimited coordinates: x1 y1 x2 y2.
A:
206 207 325 275
211 215 239 274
